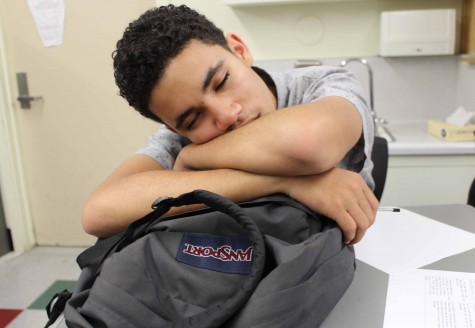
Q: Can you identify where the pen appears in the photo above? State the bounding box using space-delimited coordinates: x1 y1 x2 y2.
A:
378 207 400 212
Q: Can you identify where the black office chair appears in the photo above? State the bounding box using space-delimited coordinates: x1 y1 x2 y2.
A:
371 136 389 201
468 177 475 207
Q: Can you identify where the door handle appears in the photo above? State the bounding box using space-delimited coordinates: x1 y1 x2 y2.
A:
16 72 43 109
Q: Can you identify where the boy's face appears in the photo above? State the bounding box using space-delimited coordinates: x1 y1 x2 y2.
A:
149 34 277 144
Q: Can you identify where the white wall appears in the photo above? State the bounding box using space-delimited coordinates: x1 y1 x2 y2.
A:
456 62 475 113
167 1 470 123
257 55 461 123
168 0 462 60
0 0 158 247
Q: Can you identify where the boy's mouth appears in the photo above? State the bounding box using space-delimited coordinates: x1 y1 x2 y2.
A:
234 115 260 130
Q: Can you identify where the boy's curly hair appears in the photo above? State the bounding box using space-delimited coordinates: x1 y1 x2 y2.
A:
113 5 229 122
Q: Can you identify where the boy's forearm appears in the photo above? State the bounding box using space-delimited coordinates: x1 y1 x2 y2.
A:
176 96 362 176
83 165 377 244
82 168 286 238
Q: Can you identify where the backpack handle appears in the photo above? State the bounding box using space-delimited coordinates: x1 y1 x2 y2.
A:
164 190 267 328
78 190 266 328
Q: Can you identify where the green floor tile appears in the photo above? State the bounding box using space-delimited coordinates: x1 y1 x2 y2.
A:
28 280 76 310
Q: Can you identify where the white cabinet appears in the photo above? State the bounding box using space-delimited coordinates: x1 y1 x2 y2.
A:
380 155 475 207
380 9 456 57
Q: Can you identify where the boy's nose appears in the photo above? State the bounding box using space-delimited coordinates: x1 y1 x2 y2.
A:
212 103 241 132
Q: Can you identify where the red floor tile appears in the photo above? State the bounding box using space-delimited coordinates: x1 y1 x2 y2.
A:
0 309 22 327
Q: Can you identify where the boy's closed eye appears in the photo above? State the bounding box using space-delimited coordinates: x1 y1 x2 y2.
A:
185 71 229 130
186 111 202 130
215 72 229 91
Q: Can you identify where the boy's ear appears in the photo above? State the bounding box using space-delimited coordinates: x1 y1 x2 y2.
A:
225 33 253 66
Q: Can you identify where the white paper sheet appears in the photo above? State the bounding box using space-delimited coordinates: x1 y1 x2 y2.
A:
354 209 475 274
384 269 475 328
445 106 475 127
27 0 65 47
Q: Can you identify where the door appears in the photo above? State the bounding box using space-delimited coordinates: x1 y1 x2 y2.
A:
0 189 12 256
0 0 159 247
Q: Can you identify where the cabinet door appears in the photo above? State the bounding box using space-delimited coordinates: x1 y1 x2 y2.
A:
381 155 475 207
461 0 475 54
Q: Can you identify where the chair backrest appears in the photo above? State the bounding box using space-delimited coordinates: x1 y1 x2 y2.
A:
371 136 389 201
468 177 475 207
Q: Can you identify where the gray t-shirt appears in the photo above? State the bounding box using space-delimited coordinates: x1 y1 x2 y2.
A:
137 65 375 189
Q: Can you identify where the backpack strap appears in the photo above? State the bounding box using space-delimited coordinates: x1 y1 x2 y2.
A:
44 289 72 328
76 189 266 277
75 193 313 274
239 193 317 216
74 190 266 327
75 194 183 273
76 232 124 270
166 190 266 327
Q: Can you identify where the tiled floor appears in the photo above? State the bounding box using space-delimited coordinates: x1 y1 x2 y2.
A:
0 247 85 328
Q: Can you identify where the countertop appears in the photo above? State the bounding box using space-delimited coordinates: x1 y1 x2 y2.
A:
384 121 475 156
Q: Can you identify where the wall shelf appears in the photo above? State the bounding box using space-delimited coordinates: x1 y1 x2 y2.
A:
224 0 372 7
460 54 475 63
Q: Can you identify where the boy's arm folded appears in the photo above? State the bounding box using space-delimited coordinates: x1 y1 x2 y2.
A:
174 96 362 176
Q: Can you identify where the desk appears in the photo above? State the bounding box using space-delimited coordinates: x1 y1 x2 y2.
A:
55 204 474 328
320 204 475 328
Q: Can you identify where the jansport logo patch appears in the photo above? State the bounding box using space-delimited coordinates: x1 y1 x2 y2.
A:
182 244 253 262
176 234 253 275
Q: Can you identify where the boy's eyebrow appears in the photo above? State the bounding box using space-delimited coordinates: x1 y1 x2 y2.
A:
175 60 225 129
202 60 224 91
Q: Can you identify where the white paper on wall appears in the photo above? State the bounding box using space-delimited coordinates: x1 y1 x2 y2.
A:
27 0 65 47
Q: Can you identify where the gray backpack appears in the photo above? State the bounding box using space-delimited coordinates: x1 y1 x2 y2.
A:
47 190 355 327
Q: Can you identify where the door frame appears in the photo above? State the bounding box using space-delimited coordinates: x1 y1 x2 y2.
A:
0 20 35 254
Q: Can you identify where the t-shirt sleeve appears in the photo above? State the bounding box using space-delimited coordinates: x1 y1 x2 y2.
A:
306 68 374 183
302 67 372 148
136 125 191 170
272 66 375 189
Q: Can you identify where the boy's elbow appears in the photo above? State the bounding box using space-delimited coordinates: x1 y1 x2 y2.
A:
81 195 112 238
290 133 341 174
302 154 340 174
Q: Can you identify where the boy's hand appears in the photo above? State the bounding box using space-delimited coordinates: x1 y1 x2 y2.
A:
285 168 378 245
174 143 377 245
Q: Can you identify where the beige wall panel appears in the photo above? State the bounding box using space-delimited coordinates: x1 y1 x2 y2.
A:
0 0 158 246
